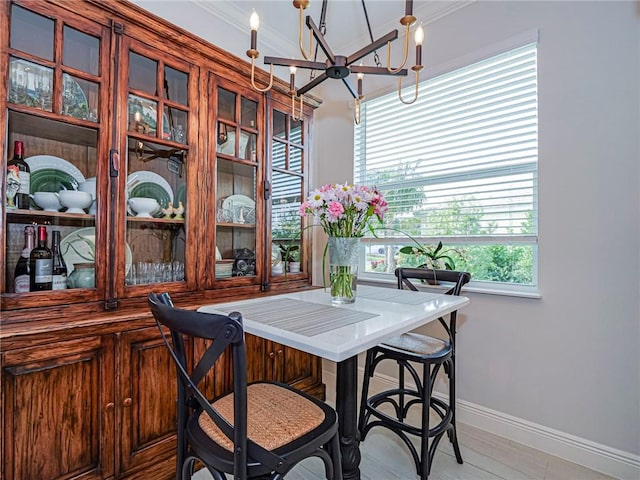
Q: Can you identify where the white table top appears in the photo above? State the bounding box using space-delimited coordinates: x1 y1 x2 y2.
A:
198 285 470 362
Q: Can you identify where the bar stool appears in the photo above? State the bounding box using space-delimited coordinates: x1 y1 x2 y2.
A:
358 268 470 480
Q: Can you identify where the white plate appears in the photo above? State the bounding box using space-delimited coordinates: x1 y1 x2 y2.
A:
127 171 174 202
222 194 254 212
26 155 86 185
222 194 255 224
60 227 132 275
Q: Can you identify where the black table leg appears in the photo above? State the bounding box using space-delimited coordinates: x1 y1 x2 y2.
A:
336 355 361 480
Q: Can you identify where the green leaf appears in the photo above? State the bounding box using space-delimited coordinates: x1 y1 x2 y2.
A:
441 255 455 270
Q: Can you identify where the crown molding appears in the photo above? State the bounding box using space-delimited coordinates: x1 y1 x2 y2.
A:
193 1 475 59
192 0 299 58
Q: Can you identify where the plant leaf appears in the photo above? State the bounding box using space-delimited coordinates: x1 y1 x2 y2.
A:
440 255 455 270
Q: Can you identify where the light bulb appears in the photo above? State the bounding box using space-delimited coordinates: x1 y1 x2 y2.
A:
414 23 424 46
250 10 260 31
289 65 297 75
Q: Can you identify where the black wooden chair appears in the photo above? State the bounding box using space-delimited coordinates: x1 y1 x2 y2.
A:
357 268 471 480
148 292 342 480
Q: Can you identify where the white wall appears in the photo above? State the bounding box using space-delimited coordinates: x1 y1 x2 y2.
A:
314 0 640 461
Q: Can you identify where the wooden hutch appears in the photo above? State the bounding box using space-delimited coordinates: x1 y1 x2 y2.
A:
0 1 321 478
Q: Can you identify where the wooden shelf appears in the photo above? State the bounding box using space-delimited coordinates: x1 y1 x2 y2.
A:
127 216 185 225
217 222 256 229
7 208 95 225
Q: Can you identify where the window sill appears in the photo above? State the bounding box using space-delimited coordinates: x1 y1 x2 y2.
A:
357 275 541 299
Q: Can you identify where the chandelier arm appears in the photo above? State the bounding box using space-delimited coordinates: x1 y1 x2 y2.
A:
263 56 326 71
353 97 362 125
306 16 336 63
250 59 274 93
397 70 420 105
298 6 313 60
386 23 411 74
296 72 329 96
342 77 358 99
346 30 399 66
350 65 408 76
291 93 304 121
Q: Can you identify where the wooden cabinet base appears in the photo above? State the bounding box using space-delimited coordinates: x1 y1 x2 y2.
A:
1 336 115 480
1 310 324 479
303 383 327 401
118 456 176 480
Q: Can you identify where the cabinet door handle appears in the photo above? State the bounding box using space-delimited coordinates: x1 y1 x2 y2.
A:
277 349 283 356
105 402 115 412
123 397 133 407
268 351 275 359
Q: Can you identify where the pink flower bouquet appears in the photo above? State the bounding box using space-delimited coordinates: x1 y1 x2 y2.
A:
299 183 388 303
299 183 388 237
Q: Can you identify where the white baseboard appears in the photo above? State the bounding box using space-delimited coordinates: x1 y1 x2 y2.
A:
323 367 640 480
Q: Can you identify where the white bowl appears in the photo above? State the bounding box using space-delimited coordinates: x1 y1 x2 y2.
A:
33 192 62 212
58 190 93 214
78 177 97 214
128 197 160 218
78 178 96 197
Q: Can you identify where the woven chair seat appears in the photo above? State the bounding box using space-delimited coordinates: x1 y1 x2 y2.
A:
198 383 325 452
382 332 447 355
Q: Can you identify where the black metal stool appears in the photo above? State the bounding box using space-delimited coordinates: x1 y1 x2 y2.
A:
358 268 470 480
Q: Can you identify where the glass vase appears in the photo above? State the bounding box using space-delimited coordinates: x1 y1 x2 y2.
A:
328 236 359 305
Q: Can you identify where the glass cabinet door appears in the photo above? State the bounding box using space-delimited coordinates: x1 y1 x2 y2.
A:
3 2 108 308
269 107 306 280
122 39 194 293
9 4 101 122
213 79 262 282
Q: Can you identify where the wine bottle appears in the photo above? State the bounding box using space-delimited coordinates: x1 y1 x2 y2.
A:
14 225 36 293
51 230 68 290
6 140 30 210
29 225 53 291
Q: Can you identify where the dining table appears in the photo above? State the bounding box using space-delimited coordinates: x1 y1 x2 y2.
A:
198 284 470 480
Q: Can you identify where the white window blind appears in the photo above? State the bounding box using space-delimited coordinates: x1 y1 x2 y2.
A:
354 43 538 289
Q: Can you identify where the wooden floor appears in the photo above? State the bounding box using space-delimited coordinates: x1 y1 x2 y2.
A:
192 421 615 480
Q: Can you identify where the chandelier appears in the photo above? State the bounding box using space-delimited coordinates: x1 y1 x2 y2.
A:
246 0 424 123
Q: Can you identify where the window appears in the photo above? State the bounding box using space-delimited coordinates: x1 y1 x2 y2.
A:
354 43 538 294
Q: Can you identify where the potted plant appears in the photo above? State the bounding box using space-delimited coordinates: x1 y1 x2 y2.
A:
280 244 301 273
399 241 459 270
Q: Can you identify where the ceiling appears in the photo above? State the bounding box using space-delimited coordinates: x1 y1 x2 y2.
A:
131 0 474 101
